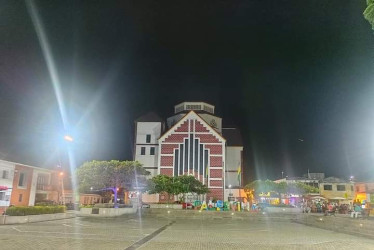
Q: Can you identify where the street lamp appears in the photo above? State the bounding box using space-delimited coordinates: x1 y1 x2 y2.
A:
64 135 74 142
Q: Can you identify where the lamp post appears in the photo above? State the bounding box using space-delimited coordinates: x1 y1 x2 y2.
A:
59 171 65 205
229 184 232 201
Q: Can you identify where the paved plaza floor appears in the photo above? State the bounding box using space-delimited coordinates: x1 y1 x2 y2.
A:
1 214 374 250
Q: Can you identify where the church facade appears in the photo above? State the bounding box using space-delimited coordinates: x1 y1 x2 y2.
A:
134 102 243 201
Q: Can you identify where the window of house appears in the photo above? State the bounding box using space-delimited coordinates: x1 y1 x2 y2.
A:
18 194 23 202
2 170 9 179
141 147 146 155
18 172 26 187
150 147 155 155
0 192 5 200
351 186 354 191
337 185 346 191
146 134 151 143
324 184 332 190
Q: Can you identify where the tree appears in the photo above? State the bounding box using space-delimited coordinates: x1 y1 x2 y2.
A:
147 175 209 203
76 160 150 206
288 182 319 195
364 0 374 29
148 175 183 203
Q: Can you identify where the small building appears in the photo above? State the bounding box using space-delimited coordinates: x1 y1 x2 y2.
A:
319 177 355 203
0 159 73 213
354 182 374 208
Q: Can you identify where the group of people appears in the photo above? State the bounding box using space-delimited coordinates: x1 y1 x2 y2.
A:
301 200 367 218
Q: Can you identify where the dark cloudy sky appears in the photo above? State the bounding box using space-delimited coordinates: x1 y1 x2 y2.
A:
1 1 373 183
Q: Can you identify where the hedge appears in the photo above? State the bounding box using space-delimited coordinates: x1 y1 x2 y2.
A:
5 206 66 216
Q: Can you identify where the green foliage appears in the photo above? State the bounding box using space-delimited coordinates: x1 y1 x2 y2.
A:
79 205 94 208
364 1 374 29
245 180 319 196
147 174 209 198
5 206 66 216
245 180 275 194
76 160 150 193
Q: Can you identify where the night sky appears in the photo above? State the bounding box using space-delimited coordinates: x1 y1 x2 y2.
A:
1 1 374 183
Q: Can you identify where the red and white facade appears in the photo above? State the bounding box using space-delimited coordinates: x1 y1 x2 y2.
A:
158 111 226 200
134 102 243 202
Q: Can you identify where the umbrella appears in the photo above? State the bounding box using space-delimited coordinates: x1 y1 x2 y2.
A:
330 197 346 200
311 196 326 200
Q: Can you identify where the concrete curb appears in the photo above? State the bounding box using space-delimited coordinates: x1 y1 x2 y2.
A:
0 213 75 225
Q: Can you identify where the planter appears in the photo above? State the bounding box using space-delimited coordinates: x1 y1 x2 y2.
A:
80 208 93 214
1 213 75 225
149 204 183 209
265 207 302 213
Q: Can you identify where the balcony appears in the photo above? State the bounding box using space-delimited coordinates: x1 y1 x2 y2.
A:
36 184 54 191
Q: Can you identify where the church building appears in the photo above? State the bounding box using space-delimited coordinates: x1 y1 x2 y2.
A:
133 102 243 201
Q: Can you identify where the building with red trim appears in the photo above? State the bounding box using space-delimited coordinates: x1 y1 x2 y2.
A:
134 102 244 202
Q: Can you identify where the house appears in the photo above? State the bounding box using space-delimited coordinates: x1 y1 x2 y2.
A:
0 159 73 213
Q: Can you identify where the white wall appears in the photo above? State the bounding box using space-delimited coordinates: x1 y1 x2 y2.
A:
135 122 162 177
0 161 15 207
225 146 243 187
166 114 185 128
198 114 222 133
29 169 51 206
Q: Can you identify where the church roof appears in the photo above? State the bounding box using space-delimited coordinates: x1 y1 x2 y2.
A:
322 177 348 183
222 128 243 146
135 112 163 122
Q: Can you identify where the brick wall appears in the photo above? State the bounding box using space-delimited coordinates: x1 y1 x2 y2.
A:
164 134 188 143
195 134 220 143
160 168 173 176
195 121 209 132
10 165 34 206
210 156 222 167
160 156 173 166
175 121 188 132
204 145 222 154
161 144 179 154
210 169 222 178
210 180 223 187
208 188 223 200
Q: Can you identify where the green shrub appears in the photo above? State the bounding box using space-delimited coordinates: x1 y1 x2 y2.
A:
5 205 66 216
79 204 94 209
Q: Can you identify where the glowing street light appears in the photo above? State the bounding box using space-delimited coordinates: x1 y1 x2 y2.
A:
59 172 64 176
64 135 74 142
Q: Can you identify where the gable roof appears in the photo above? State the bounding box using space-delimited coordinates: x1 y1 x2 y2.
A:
159 110 226 142
135 112 164 122
222 128 243 146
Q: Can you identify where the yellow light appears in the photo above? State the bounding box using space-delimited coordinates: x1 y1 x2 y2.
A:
59 172 64 176
64 135 73 142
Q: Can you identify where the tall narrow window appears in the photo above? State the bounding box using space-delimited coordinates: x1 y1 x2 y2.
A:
174 149 179 177
204 150 209 177
18 173 26 187
199 144 204 175
150 147 155 155
2 170 9 179
179 144 184 175
146 134 151 143
189 134 194 170
184 139 188 173
140 147 146 155
18 194 23 202
194 139 199 172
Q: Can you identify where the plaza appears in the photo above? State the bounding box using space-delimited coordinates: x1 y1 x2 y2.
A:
1 213 374 250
